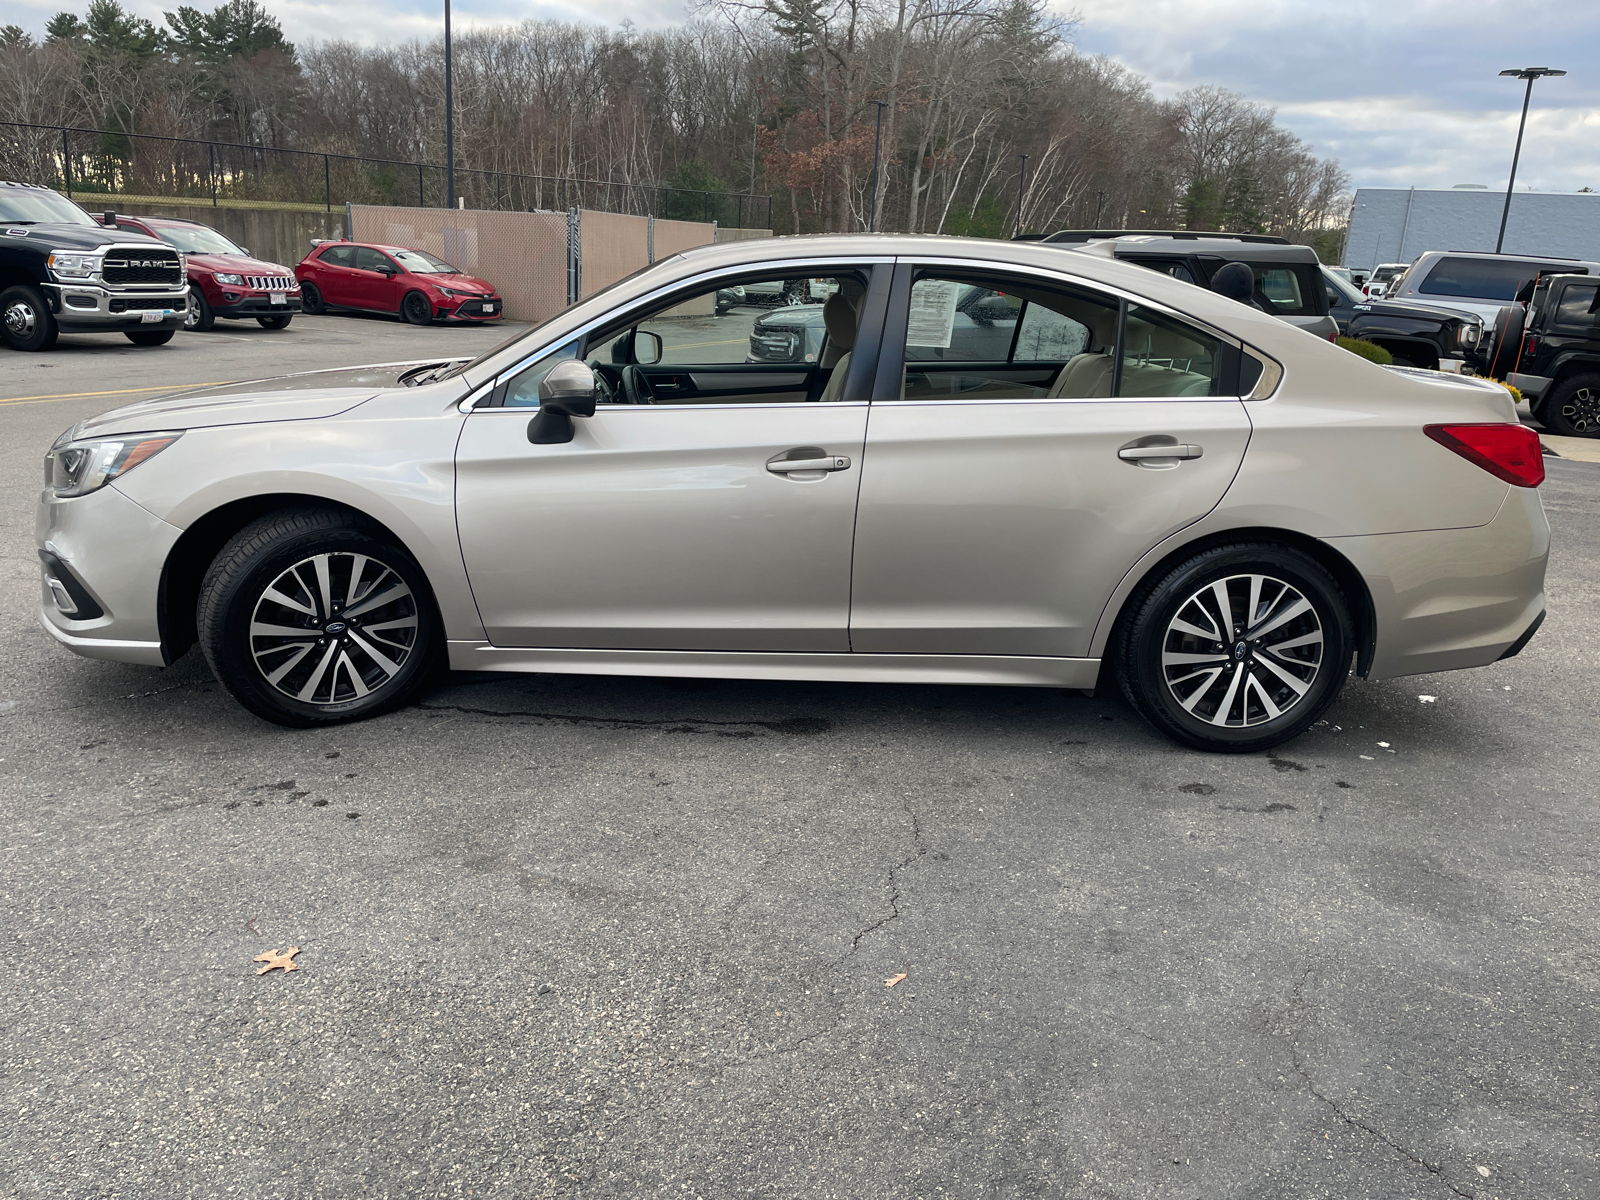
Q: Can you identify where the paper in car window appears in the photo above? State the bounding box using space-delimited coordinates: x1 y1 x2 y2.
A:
907 280 961 349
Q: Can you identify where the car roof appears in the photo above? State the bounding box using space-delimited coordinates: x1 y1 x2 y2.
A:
1043 229 1288 245
1068 236 1322 264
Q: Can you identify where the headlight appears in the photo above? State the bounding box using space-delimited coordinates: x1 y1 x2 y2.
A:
45 431 182 498
1458 324 1482 347
214 272 244 286
440 287 480 298
47 251 104 280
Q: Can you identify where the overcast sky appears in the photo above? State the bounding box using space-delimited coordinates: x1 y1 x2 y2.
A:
13 0 1599 193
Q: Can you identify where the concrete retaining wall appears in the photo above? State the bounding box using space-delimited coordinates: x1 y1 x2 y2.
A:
92 202 346 272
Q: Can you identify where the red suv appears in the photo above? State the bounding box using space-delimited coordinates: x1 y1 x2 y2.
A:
103 212 300 332
294 240 502 325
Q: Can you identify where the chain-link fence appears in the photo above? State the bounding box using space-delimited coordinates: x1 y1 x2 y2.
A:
1 121 772 227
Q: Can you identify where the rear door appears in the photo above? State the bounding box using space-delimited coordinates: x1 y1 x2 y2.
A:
311 244 360 306
849 260 1253 658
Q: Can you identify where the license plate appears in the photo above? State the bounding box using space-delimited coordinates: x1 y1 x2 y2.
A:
140 311 163 323
482 303 496 314
270 292 286 306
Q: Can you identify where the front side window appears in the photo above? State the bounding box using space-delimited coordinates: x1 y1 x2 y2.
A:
1553 283 1600 330
354 247 394 273
147 223 243 255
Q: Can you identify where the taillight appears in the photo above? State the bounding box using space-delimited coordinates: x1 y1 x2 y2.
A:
1424 423 1544 488
1522 334 1539 358
1328 331 1339 342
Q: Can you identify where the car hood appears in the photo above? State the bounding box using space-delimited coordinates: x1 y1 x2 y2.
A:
1358 298 1482 325
72 359 463 438
4 223 167 251
1387 296 1509 325
425 272 496 293
186 252 296 276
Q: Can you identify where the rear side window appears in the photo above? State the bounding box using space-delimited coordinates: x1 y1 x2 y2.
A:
1255 266 1319 315
1120 305 1230 397
1553 283 1600 330
318 245 354 267
1420 257 1552 301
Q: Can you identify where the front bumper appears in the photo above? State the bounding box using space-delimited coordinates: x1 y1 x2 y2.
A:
212 293 303 319
36 481 184 667
440 297 503 321
43 282 187 332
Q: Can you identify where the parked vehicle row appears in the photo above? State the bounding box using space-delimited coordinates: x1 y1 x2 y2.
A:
0 180 502 353
38 234 1547 754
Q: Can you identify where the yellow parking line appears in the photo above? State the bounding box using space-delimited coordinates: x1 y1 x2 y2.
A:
0 381 234 407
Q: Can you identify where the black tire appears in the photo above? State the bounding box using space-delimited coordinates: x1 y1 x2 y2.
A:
185 284 214 332
299 282 325 314
400 290 433 325
0 284 59 351
1389 354 1416 368
1542 373 1600 438
1114 543 1354 753
125 330 175 346
257 314 292 330
1486 304 1526 380
198 507 440 727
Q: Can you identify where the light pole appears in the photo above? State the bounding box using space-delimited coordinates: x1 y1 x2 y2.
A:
1012 153 1029 238
1093 189 1106 227
867 101 888 232
1495 66 1564 254
444 0 455 210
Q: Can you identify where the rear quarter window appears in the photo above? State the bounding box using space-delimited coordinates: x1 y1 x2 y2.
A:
1553 283 1600 330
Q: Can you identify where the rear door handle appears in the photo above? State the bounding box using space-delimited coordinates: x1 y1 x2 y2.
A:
768 455 851 473
1119 444 1203 461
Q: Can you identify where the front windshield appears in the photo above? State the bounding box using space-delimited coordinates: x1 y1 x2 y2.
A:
1324 269 1365 305
392 249 457 274
0 188 97 227
152 223 244 255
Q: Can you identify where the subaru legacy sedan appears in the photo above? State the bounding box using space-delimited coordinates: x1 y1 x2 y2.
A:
37 235 1548 752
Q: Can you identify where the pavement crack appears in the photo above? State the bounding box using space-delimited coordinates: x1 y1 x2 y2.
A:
1287 966 1476 1199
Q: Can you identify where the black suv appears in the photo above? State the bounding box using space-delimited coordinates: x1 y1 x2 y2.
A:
1508 273 1600 437
1044 231 1338 341
0 181 188 351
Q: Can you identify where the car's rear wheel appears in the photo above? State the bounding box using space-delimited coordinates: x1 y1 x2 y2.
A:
125 330 175 346
299 282 325 315
257 314 293 330
401 291 433 325
185 284 214 332
0 284 59 352
198 507 439 727
1542 373 1600 438
1115 543 1353 753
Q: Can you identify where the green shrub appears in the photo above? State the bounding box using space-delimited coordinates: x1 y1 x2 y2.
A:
1337 337 1393 365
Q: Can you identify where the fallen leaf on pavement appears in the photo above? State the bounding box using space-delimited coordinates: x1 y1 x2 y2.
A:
884 973 907 988
254 947 301 975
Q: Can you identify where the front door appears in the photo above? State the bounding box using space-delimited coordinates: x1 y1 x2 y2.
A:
849 262 1254 658
454 266 884 651
351 247 400 313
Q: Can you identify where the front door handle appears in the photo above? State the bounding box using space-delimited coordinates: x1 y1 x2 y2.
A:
1119 444 1203 462
767 454 851 474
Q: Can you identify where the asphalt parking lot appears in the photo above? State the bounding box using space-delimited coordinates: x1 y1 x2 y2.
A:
2 318 1598 1200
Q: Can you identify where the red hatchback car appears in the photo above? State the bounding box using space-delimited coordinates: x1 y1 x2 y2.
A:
294 240 503 325
103 212 301 332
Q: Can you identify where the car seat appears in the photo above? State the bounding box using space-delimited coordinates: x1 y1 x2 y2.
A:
1047 310 1117 397
817 292 857 403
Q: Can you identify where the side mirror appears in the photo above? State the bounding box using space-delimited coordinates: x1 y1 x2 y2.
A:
239 245 250 256
527 360 598 444
610 329 663 365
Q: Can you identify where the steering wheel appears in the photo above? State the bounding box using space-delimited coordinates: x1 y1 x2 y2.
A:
621 364 659 405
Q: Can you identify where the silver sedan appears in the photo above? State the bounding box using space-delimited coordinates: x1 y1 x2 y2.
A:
36 235 1549 752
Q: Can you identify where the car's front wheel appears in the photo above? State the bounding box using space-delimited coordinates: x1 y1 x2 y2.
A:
125 330 175 346
0 284 59 351
198 507 439 727
400 290 433 325
185 284 214 332
1542 373 1600 438
257 314 292 330
1115 543 1354 753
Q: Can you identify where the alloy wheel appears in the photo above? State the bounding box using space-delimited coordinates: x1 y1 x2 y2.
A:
248 551 418 705
1160 573 1324 728
1559 385 1600 434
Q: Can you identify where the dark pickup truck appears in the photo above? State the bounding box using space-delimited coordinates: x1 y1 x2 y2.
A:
1323 266 1486 373
1508 272 1600 437
1 180 188 351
